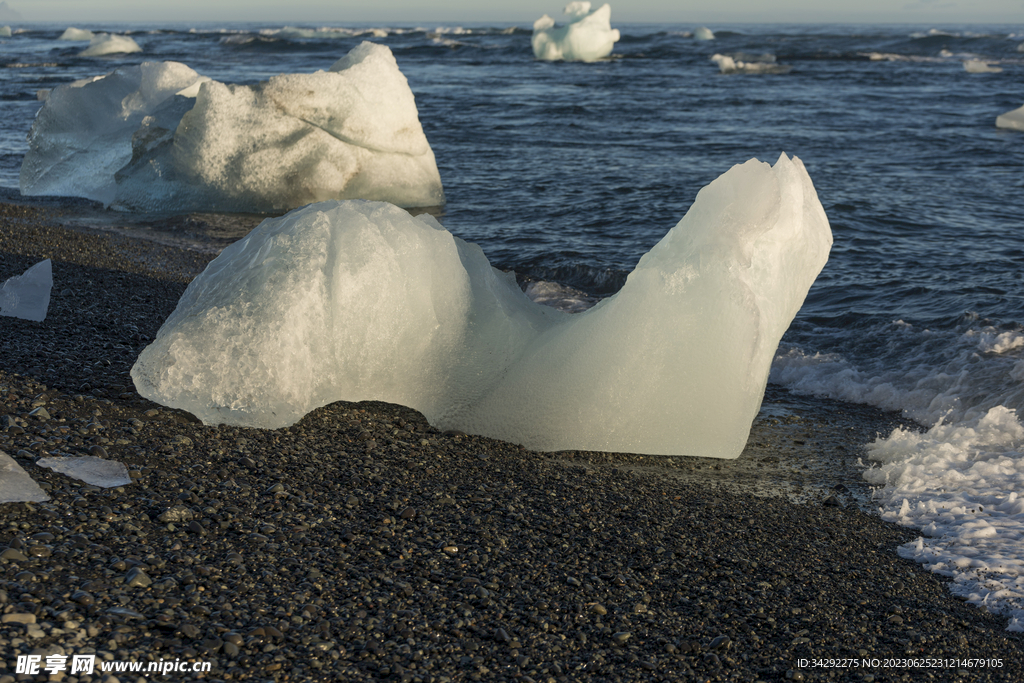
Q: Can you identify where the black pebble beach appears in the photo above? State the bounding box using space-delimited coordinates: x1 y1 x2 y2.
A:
1 202 1022 682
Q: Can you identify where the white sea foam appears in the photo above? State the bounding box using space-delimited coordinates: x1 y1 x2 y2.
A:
772 320 1024 628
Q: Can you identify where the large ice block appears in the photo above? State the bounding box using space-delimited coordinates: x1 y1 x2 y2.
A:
532 2 620 62
133 154 831 458
21 42 444 212
1 259 52 322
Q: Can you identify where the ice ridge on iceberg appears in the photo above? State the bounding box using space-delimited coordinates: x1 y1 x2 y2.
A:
532 2 620 62
20 42 444 213
132 154 831 459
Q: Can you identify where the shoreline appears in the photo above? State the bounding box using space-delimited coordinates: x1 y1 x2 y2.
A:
2 203 1022 682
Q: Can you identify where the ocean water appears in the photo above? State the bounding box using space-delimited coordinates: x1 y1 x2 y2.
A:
2 20 1024 625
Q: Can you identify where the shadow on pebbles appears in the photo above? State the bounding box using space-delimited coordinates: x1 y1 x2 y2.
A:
1 205 1022 682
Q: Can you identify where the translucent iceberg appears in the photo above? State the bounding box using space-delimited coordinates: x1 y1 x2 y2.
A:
80 33 141 57
0 451 49 503
1 259 52 322
59 27 94 41
997 104 1024 131
711 54 792 75
36 456 132 488
132 154 831 458
20 42 444 212
694 27 715 41
532 2 620 62
963 59 1002 73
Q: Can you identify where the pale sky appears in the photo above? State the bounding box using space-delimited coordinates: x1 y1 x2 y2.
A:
8 0 1024 25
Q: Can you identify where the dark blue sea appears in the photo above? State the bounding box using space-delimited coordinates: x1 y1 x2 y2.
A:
3 20 1024 624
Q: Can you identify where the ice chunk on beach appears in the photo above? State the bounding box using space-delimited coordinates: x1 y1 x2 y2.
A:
80 33 141 57
532 2 620 62
711 54 792 75
694 27 715 40
59 27 94 41
36 456 132 487
21 42 444 212
132 154 831 458
964 59 1002 73
0 451 49 503
997 104 1024 131
1 259 52 322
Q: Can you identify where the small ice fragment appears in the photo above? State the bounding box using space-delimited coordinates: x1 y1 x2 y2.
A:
711 54 792 75
80 33 142 57
0 451 49 503
0 259 52 322
531 2 620 62
36 456 132 488
997 104 1024 131
963 59 1002 73
59 27 94 41
694 27 715 40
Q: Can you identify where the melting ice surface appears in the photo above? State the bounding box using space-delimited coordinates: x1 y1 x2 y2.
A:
997 105 1024 131
36 456 132 488
532 2 620 62
132 154 831 459
0 451 48 504
1 259 52 322
774 325 1024 629
20 42 444 212
694 27 715 41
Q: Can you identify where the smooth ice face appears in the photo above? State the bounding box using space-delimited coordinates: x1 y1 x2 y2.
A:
1 259 52 322
80 33 142 57
36 456 132 488
0 451 49 503
133 154 831 458
21 42 444 212
59 27 94 41
532 2 620 62
997 105 1024 131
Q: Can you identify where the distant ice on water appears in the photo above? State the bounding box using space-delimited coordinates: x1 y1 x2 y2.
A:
80 33 141 57
532 2 620 62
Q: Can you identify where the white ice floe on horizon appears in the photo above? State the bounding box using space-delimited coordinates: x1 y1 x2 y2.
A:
20 42 444 212
694 26 715 41
1 259 52 322
997 104 1024 131
132 153 831 459
0 451 49 504
80 33 141 57
964 59 1002 73
36 456 132 488
711 54 792 75
532 2 620 62
59 27 94 41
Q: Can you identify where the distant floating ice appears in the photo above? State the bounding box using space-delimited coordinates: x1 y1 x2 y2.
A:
532 2 620 62
694 26 715 41
59 27 94 41
132 154 831 459
711 53 792 75
1 259 52 322
80 33 141 57
997 104 1024 131
964 59 1002 73
0 451 49 503
0 25 11 38
20 42 444 212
